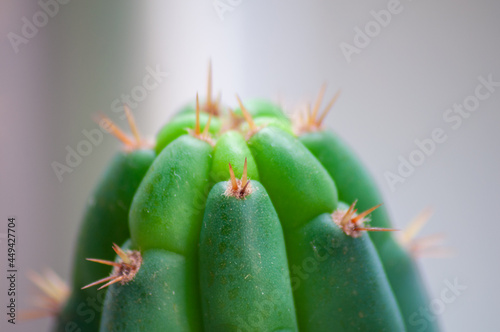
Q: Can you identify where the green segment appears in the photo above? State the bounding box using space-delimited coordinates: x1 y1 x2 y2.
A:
130 135 212 255
210 130 259 183
248 127 338 231
199 181 298 332
379 241 439 332
286 211 406 332
54 149 154 332
300 130 437 331
155 112 220 154
99 249 201 332
299 130 392 246
72 150 155 288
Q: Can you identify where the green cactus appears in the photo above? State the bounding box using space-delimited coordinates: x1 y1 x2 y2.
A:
296 86 439 331
52 111 155 332
199 178 297 331
41 68 440 332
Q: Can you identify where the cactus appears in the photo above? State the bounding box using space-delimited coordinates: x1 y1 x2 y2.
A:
39 66 441 332
52 110 155 332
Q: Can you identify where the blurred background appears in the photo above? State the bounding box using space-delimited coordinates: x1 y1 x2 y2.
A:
1 0 499 331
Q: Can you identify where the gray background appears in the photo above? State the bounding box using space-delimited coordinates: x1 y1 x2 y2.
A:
1 0 499 331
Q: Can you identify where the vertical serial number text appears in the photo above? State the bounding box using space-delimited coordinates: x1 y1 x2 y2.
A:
6 217 17 324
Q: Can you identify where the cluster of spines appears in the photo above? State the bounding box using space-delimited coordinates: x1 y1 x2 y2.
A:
82 243 142 290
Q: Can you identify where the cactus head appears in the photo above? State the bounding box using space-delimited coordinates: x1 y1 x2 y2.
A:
42 68 441 332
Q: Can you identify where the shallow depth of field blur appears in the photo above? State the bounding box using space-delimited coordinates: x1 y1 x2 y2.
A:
1 1 499 331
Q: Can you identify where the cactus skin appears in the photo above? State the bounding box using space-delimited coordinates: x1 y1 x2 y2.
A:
298 130 437 331
130 135 212 255
57 85 439 331
100 248 201 332
286 208 405 332
199 181 298 332
379 241 440 332
247 127 338 231
210 131 259 183
298 131 391 244
54 150 154 332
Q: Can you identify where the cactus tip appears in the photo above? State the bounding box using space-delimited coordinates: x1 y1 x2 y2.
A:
195 93 201 135
113 242 131 264
202 114 213 136
215 91 222 109
86 258 121 267
311 83 327 120
225 159 252 198
82 244 142 290
399 209 451 258
236 95 257 132
294 86 341 135
93 107 151 151
221 106 244 132
123 104 142 144
333 201 397 237
399 207 433 246
241 157 248 187
95 113 135 147
408 233 448 256
207 59 213 107
200 60 220 116
97 276 125 290
352 203 382 223
228 162 238 191
190 93 215 146
317 89 341 126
